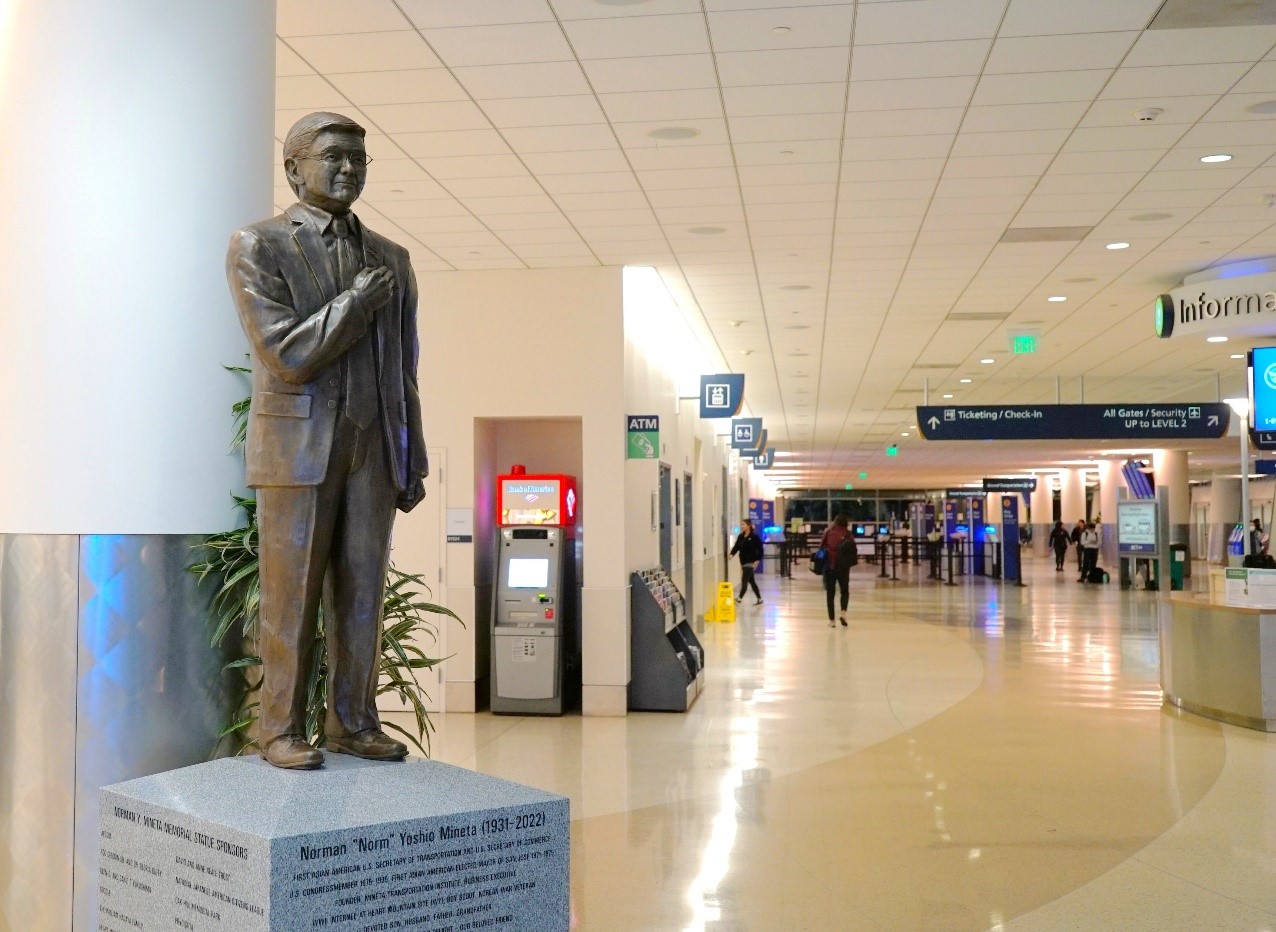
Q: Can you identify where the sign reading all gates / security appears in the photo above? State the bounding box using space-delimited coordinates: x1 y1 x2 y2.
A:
917 403 1230 441
699 373 745 418
731 417 763 450
627 414 659 459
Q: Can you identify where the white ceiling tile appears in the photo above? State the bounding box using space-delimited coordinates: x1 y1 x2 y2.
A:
550 191 651 212
843 134 956 161
445 176 548 197
537 172 643 194
553 0 702 18
1050 149 1165 173
962 101 1089 133
464 194 561 214
638 166 742 189
646 186 742 208
749 202 835 222
599 88 724 123
398 0 554 28
1080 95 1220 128
972 69 1111 107
745 183 840 205
422 23 574 66
1000 0 1163 37
328 69 468 106
371 197 469 220
418 154 532 179
359 100 492 133
582 53 719 93
841 179 939 200
1063 124 1186 152
495 226 589 243
480 95 607 128
486 213 579 231
399 215 489 235
1125 25 1276 68
523 149 632 175
565 14 710 58
414 230 503 248
656 203 747 224
985 32 1137 74
944 154 1054 179
749 219 835 237
1117 188 1221 209
275 75 349 110
1034 172 1143 195
850 40 991 81
510 243 595 258
707 6 856 52
628 144 736 171
355 160 432 184
1102 63 1253 100
359 179 451 200
1020 191 1125 214
1232 60 1276 94
733 140 842 165
716 47 850 86
935 176 1039 198
847 76 978 111
950 128 1071 157
278 1 412 36
613 118 730 148
1202 89 1276 123
453 61 591 99
1136 167 1248 190
740 162 841 185
500 123 618 153
1178 120 1276 149
393 129 512 158
276 40 312 76
286 32 441 73
857 3 1003 45
840 158 946 181
721 83 846 117
837 197 930 217
844 108 966 138
727 112 845 143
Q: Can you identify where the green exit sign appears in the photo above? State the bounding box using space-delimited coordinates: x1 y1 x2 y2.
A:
886 445 898 457
844 483 853 490
859 472 868 479
1012 334 1039 354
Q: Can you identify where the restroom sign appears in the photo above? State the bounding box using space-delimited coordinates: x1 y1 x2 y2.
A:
731 417 763 450
627 414 659 459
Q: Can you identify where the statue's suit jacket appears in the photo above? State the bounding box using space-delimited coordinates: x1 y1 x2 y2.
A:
226 203 427 492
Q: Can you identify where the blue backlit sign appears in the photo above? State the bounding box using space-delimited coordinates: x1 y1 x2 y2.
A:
731 417 763 450
699 373 745 418
1249 346 1276 435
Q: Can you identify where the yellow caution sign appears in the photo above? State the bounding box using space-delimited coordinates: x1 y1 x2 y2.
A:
707 582 736 623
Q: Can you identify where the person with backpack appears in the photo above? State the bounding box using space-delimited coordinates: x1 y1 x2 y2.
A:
819 513 857 627
1079 521 1101 582
730 519 764 605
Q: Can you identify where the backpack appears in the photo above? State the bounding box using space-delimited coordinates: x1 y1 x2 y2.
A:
1086 566 1109 584
836 536 859 571
809 548 827 575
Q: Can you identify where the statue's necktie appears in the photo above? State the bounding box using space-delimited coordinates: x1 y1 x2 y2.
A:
333 216 377 428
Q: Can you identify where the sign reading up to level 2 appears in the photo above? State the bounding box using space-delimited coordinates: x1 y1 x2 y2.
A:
916 403 1231 441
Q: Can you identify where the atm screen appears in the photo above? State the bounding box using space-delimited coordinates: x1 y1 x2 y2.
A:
507 558 549 589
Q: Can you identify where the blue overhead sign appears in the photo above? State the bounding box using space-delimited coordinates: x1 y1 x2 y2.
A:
752 447 776 469
916 403 1230 441
1249 347 1276 449
699 373 745 418
983 477 1037 493
731 417 763 450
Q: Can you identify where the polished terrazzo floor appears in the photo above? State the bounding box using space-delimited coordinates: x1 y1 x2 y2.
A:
391 554 1276 931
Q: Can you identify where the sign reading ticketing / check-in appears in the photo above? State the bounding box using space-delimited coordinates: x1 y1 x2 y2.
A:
699 374 745 418
916 403 1230 441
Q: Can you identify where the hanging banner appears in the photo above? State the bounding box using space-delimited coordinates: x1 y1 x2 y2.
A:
699 373 746 418
1002 495 1021 583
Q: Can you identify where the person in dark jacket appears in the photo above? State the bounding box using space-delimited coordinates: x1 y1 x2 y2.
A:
819 514 854 627
730 520 764 605
1048 520 1070 572
1070 519 1085 573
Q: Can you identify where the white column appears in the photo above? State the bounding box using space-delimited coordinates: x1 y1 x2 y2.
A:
1030 475 1053 554
1060 468 1086 525
1209 476 1241 564
0 4 274 928
1096 460 1120 567
1153 450 1192 565
0 1 272 533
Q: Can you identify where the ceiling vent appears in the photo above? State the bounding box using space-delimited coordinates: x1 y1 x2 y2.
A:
999 226 1093 243
1150 0 1276 29
912 362 959 370
947 312 1010 322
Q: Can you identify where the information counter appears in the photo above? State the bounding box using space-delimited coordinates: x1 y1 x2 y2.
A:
1162 595 1276 732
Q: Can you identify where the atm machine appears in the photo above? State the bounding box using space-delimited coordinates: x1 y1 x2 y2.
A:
491 466 580 715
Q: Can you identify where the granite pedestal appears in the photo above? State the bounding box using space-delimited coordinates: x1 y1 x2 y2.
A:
98 755 569 931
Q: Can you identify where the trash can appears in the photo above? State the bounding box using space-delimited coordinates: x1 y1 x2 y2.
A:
1169 543 1188 591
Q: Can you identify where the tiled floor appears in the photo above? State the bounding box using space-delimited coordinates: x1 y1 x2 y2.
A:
391 555 1276 931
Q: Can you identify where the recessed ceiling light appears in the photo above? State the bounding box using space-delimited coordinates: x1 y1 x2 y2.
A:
780 284 811 291
1207 336 1229 343
960 378 973 384
1065 276 1096 283
1106 242 1130 250
1048 295 1067 302
784 324 810 330
980 358 995 364
688 226 726 235
1200 154 1232 163
900 432 909 437
1231 353 1245 359
740 349 753 356
1131 212 1172 222
648 126 700 141
1246 100 1276 114
942 393 954 399
727 320 742 327
772 25 791 34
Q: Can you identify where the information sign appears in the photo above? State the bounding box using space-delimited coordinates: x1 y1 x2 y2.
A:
752 447 775 469
916 403 1230 441
626 414 659 459
1249 347 1276 449
945 488 981 498
1117 500 1158 556
983 477 1037 493
731 417 762 451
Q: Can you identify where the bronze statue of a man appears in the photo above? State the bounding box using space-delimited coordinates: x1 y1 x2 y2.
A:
226 112 428 770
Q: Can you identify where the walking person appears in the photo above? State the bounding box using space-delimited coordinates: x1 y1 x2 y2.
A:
730 519 764 605
1048 520 1070 572
819 514 857 627
1080 521 1100 582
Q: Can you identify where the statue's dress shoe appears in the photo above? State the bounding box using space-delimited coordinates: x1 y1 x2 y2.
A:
327 729 408 761
262 735 323 770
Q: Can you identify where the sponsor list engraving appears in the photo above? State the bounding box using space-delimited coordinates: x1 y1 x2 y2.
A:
99 802 560 930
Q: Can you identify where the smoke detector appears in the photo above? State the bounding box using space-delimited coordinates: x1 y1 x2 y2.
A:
1133 108 1164 123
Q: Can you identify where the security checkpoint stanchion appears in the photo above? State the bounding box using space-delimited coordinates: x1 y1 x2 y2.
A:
945 544 956 586
890 538 899 581
878 538 888 579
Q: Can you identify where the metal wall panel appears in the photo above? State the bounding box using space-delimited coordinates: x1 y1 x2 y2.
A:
0 534 79 932
0 533 235 931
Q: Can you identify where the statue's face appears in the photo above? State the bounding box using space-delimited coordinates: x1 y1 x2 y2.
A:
286 128 368 214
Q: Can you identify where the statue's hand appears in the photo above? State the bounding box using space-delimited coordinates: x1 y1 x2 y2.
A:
352 266 395 319
397 477 426 514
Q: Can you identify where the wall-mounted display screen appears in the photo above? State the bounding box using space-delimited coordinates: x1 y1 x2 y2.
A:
507 558 549 589
1250 346 1276 432
1117 500 1158 556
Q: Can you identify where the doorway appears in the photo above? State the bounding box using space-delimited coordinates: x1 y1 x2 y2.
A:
683 472 694 609
659 463 672 575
